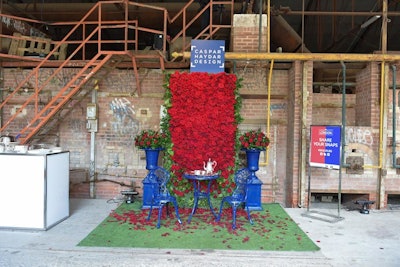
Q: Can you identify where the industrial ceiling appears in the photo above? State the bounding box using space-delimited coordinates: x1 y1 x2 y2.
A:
1 0 399 54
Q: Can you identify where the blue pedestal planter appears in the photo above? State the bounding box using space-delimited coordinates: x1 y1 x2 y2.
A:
142 171 159 209
144 148 161 170
142 148 162 209
244 149 264 211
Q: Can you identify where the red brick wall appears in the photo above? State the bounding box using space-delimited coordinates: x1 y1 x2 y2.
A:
232 14 291 206
3 19 400 209
231 14 267 52
308 63 400 209
282 61 315 207
356 63 380 127
64 69 165 199
1 67 165 200
312 93 356 125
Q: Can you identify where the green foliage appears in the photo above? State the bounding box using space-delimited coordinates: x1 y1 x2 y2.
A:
234 77 244 170
161 72 173 171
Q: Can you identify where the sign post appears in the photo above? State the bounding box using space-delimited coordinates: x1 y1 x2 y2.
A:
309 125 341 169
303 125 344 223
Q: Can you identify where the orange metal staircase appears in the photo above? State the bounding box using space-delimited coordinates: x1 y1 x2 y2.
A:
0 0 234 144
0 1 142 144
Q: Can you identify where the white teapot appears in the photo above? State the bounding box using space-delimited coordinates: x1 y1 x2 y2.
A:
203 158 217 174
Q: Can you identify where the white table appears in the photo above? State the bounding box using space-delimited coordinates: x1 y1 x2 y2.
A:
0 151 69 230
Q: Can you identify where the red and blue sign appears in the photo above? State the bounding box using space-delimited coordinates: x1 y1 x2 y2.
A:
190 40 225 73
309 125 341 169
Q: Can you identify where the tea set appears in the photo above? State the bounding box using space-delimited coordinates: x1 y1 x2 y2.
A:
192 158 217 176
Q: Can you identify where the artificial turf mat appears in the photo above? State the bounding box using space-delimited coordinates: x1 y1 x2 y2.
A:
78 201 319 251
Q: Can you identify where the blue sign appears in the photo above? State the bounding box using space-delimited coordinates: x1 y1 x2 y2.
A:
190 40 225 73
309 125 342 169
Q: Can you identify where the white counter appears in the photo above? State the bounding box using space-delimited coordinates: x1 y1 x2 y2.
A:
0 151 69 230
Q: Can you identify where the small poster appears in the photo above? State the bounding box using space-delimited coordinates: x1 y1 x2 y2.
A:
190 40 225 73
309 125 341 169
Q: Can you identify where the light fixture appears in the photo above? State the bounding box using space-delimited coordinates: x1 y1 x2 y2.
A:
361 15 381 29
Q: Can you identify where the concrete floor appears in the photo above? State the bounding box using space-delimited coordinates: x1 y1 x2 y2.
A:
0 198 399 267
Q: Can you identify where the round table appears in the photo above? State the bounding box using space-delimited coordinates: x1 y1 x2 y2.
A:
183 172 219 223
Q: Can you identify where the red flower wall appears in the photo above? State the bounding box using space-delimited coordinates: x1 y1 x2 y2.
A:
168 72 238 197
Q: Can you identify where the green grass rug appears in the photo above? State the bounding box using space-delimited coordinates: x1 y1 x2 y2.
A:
78 202 319 251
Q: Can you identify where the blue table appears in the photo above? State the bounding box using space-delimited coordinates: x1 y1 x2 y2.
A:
183 172 219 223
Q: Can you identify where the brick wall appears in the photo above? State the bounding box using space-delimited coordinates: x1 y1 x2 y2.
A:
2 20 400 208
231 14 267 52
312 93 356 125
356 63 380 127
1 67 166 200
232 14 290 206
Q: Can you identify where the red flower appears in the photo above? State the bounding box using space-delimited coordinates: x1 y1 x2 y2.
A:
166 71 239 196
239 129 270 150
134 129 165 149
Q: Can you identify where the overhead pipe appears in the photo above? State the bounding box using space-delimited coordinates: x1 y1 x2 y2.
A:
392 65 400 168
269 15 311 53
346 16 381 53
172 51 400 62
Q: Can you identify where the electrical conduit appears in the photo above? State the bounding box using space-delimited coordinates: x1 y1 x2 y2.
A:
392 65 400 168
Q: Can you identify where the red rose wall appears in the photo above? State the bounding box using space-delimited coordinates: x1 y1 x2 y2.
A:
167 72 238 198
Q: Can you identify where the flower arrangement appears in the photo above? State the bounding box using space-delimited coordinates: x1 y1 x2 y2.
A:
134 129 166 149
162 71 242 199
239 129 270 150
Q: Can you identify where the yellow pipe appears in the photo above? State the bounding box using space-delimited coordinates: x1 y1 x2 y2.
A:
172 51 400 62
379 62 385 169
267 0 270 53
260 59 274 166
379 62 385 168
363 62 385 169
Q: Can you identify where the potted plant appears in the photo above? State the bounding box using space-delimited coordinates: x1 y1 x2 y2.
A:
135 129 166 150
239 129 270 151
239 129 270 171
135 129 166 170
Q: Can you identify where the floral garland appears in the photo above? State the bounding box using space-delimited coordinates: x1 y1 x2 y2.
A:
162 71 242 200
